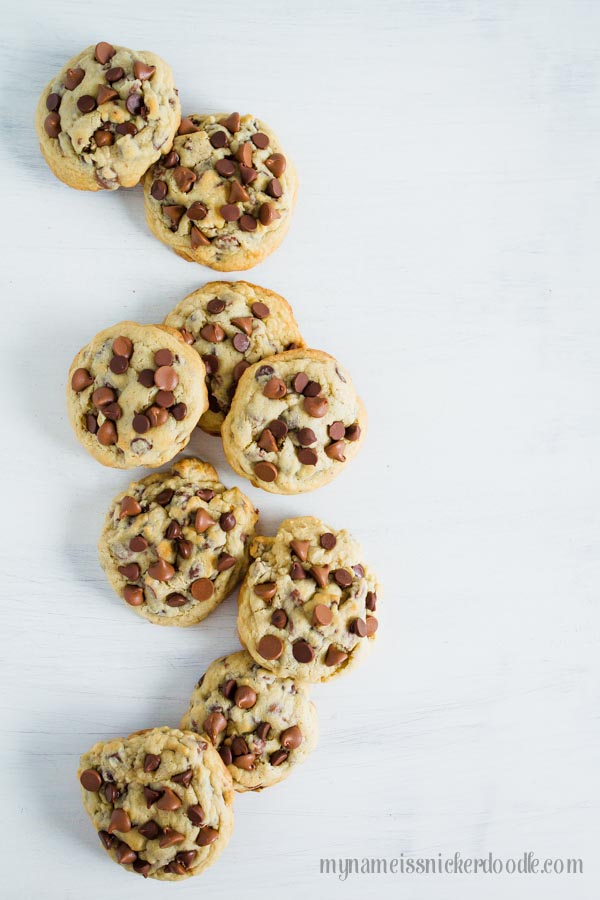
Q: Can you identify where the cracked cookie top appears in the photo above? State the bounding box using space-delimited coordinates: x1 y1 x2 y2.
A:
237 517 380 683
221 349 367 494
181 650 318 791
67 321 207 469
35 42 180 190
99 458 258 626
78 727 234 881
143 113 297 271
164 281 304 433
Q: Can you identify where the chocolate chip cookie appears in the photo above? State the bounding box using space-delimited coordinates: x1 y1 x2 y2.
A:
98 458 258 626
237 517 380 682
163 281 304 434
35 42 180 191
143 113 297 270
78 727 234 880
67 322 207 468
180 650 318 791
221 349 366 494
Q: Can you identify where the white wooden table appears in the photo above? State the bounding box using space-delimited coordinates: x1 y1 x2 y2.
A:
2 1 599 897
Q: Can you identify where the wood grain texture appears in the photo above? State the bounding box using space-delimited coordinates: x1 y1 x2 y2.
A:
1 1 600 897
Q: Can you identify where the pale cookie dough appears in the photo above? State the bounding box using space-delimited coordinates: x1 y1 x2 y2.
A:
221 349 367 494
237 517 380 682
99 458 258 626
67 321 207 469
181 650 318 791
35 41 180 190
78 726 234 881
143 112 297 271
164 281 305 434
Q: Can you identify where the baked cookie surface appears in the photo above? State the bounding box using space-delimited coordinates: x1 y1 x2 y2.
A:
99 458 257 626
143 113 297 270
35 42 180 191
221 349 366 494
164 281 304 433
180 650 318 791
237 517 380 682
67 321 207 469
78 726 234 880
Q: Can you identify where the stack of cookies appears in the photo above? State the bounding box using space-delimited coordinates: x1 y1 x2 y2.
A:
39 41 381 882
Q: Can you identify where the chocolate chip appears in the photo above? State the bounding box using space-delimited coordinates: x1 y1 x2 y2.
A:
240 214 257 232
270 749 288 766
190 578 214 601
290 540 310 561
64 67 85 90
366 591 377 611
148 559 175 581
313 604 332 627
219 745 233 766
271 609 288 629
166 593 187 607
325 441 346 461
236 142 253 166
292 640 314 663
304 380 321 397
132 859 151 878
221 678 237 700
44 113 61 137
254 582 277 602
216 158 236 178
234 685 257 709
159 827 185 849
263 377 287 399
97 84 118 105
231 316 253 336
251 132 269 149
290 562 305 580
116 842 137 865
228 331 248 354
191 228 209 250
171 402 187 420
118 563 140 580
292 372 308 393
229 179 249 203
120 496 142 518
217 112 240 132
86 413 98 433
151 179 167 200
77 95 96 113
99 830 115 850
304 396 328 417
108 808 131 834
123 584 144 605
138 369 155 387
71 367 93 391
46 93 60 112
143 753 161 773
163 205 186 228
155 488 174 506
217 553 236 572
232 360 250 382
268 419 288 439
280 725 303 749
231 736 249 757
210 130 228 149
133 413 150 434
328 421 345 441
320 533 336 550
239 164 258 185
97 420 117 445
195 508 216 532
143 786 161 808
297 428 316 447
259 202 280 226
267 178 283 198
147 405 169 427
219 512 236 531
206 299 226 317
265 153 286 177
220 203 241 222
106 66 124 83
187 201 208 220
187 805 205 826
200 323 226 342
345 424 362 441
254 461 278 482
233 753 256 770
350 617 367 637
110 336 132 358
104 784 120 803
116 122 137 136
181 329 194 344
366 616 378 635
203 711 227 743
173 166 197 192
154 365 178 390
334 568 353 588
257 634 284 660
178 117 199 135
80 769 102 791
95 42 115 64
156 787 182 811
133 61 155 80
311 565 330 588
196 827 219 846
257 428 278 453
155 389 175 408
297 447 318 466
107 355 127 376
126 92 143 115
162 149 180 167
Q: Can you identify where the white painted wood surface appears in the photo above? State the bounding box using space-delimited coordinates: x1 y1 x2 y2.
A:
2 1 599 897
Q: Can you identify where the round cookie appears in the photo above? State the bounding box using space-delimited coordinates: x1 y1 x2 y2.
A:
180 650 318 791
78 726 234 881
67 322 207 469
99 458 258 626
237 517 380 683
143 112 297 270
35 42 180 191
221 349 367 494
164 281 305 434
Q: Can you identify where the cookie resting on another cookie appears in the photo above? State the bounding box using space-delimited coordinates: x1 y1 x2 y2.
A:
164 281 304 434
78 727 234 880
221 349 366 494
99 458 258 626
237 517 380 683
67 321 207 469
143 113 297 271
35 41 180 190
181 650 318 791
